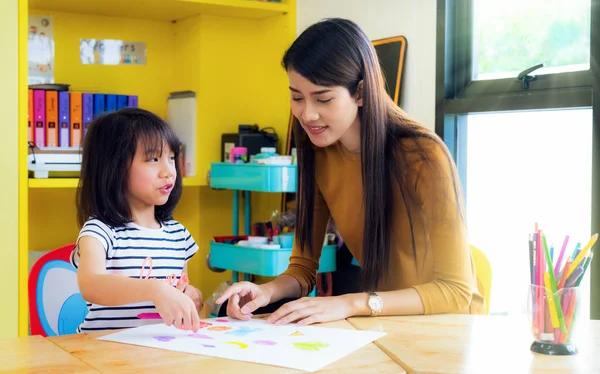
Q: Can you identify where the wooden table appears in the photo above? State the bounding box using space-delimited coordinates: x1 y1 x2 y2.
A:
348 314 600 374
47 319 405 373
0 335 98 373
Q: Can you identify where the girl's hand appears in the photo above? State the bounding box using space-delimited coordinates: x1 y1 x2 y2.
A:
152 281 200 332
177 283 203 312
215 282 272 321
266 295 356 326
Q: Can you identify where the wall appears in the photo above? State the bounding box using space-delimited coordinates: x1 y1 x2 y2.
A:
296 0 437 130
0 0 19 338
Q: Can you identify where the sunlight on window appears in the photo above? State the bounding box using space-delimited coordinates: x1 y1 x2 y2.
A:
473 0 590 80
465 109 592 319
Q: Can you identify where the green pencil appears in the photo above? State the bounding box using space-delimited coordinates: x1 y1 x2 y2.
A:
542 232 567 333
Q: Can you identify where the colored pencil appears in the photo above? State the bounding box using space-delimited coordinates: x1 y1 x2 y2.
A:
567 234 598 279
542 231 567 333
554 235 569 278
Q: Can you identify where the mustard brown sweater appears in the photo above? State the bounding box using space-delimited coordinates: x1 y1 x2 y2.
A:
282 137 485 315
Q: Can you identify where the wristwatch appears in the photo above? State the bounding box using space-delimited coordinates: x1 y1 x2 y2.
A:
367 292 383 317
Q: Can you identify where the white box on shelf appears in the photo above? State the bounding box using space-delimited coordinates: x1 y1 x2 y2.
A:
27 147 82 178
168 91 196 177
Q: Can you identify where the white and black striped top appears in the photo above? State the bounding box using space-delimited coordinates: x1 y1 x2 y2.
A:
71 218 198 332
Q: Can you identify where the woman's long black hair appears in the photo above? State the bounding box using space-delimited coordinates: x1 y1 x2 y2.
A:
283 18 464 291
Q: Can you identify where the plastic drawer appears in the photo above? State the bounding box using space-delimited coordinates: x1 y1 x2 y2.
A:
209 242 337 277
209 163 297 192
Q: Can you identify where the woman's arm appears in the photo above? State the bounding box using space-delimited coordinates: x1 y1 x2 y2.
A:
261 274 302 302
266 139 474 325
406 138 474 314
265 287 425 325
276 186 332 299
345 288 424 316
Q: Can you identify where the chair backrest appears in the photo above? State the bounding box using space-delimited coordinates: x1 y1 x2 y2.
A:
470 244 492 314
28 243 88 336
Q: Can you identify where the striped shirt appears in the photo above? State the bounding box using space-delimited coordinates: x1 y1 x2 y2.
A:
71 218 198 332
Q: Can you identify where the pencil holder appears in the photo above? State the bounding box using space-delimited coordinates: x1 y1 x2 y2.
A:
528 284 580 355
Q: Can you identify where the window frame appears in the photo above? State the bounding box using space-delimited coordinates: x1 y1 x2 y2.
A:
436 0 600 318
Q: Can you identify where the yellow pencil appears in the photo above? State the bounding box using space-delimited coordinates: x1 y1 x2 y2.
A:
567 233 598 279
544 272 560 328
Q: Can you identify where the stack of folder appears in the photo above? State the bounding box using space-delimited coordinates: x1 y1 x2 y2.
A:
28 88 138 149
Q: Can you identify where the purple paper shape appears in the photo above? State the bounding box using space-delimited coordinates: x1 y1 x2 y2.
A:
253 340 277 346
188 334 213 339
153 336 175 342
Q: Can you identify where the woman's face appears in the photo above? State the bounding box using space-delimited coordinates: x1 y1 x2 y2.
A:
288 69 362 149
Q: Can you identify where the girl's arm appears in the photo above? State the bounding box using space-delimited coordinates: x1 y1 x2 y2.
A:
78 235 200 331
77 235 166 305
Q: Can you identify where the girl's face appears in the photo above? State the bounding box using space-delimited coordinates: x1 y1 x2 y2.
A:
126 139 176 211
288 69 363 149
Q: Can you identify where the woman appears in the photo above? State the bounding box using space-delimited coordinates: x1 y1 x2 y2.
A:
216 18 485 325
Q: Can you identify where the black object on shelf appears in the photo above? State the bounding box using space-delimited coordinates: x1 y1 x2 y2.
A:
28 83 70 91
221 125 278 162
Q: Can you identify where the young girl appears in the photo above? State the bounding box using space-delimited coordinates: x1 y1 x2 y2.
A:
72 107 202 332
217 18 484 324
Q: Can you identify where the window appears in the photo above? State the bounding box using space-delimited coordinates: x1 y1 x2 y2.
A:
473 0 591 80
437 0 600 317
465 109 592 317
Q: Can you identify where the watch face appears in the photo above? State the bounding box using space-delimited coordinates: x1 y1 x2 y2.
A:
369 296 382 311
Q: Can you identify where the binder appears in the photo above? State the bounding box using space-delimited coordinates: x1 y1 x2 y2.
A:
45 90 58 147
59 91 70 147
70 92 82 148
117 95 128 109
28 89 34 143
93 94 105 118
127 95 138 108
33 90 45 147
106 94 117 112
82 93 94 140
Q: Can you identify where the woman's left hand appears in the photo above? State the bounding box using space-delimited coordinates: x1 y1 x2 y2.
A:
266 295 357 326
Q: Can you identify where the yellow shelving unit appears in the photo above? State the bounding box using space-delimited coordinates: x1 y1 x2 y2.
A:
15 0 296 337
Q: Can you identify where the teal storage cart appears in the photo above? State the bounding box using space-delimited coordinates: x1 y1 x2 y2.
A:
208 162 336 295
210 163 297 192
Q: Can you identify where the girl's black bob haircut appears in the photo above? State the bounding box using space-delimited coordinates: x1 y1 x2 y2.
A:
76 107 183 228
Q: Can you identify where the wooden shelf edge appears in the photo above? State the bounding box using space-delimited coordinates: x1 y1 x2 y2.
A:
180 0 290 13
29 0 290 22
28 177 205 189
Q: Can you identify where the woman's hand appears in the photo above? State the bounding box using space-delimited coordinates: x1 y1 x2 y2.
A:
152 281 200 332
215 282 272 321
266 294 357 326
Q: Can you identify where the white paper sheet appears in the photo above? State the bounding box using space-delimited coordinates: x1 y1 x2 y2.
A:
97 317 386 372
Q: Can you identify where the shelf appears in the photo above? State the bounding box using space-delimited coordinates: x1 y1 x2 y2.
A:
28 176 204 189
210 162 297 192
29 0 290 21
209 242 336 277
